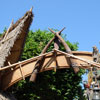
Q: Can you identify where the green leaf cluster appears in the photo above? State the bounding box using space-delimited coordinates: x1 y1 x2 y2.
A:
12 29 85 100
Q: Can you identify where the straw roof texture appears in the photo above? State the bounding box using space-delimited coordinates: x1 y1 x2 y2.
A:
0 9 33 68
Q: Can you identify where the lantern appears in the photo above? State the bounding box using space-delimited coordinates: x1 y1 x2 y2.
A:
92 84 100 100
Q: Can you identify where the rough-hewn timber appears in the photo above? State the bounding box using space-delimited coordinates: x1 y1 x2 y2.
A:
0 50 93 90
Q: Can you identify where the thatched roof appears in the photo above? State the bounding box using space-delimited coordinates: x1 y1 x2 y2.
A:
0 8 33 67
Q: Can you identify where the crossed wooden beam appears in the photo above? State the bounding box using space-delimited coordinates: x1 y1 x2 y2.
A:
30 28 79 82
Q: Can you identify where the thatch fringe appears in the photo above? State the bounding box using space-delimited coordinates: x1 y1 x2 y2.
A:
0 9 33 67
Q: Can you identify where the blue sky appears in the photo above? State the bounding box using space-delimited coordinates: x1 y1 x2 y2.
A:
0 0 100 52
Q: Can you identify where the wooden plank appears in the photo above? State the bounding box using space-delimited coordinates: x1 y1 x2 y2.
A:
0 51 54 71
55 49 100 67
1 50 93 90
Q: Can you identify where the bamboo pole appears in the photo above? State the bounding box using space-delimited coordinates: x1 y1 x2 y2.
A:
30 6 33 12
0 51 54 71
19 63 25 80
3 19 14 40
54 49 100 68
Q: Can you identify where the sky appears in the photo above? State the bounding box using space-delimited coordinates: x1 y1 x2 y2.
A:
0 0 100 52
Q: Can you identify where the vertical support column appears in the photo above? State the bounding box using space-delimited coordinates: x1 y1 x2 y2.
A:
53 36 60 72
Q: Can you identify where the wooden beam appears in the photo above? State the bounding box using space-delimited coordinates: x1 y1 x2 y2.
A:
49 28 79 73
0 51 54 71
3 19 14 40
29 28 66 81
29 37 55 81
19 63 25 80
54 49 100 68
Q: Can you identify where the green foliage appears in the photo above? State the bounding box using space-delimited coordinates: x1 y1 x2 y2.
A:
21 29 54 60
12 29 85 100
0 34 2 37
0 27 7 37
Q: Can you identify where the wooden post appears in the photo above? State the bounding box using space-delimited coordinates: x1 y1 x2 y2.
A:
19 63 25 80
53 35 60 71
30 28 65 82
29 37 55 81
48 28 79 73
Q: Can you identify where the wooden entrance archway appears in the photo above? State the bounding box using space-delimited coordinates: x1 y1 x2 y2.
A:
0 49 94 90
1 27 100 91
0 10 100 92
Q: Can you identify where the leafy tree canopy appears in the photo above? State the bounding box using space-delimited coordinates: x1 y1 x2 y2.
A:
11 29 85 100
